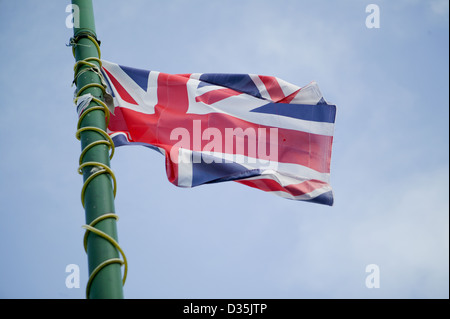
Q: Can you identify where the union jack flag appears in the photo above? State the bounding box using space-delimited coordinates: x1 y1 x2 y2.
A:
100 60 336 205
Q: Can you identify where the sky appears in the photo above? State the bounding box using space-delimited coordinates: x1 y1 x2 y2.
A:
0 0 448 299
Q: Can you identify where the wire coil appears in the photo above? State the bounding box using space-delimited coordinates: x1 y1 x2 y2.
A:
82 213 127 299
71 33 127 298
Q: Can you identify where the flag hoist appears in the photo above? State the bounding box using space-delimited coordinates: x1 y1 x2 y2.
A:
69 0 126 299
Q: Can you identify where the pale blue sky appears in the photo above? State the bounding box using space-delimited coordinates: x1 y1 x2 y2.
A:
0 0 448 299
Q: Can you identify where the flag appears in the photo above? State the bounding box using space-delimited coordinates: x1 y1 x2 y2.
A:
100 60 336 205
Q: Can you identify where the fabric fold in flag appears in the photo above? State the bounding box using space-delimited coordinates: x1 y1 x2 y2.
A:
101 60 336 205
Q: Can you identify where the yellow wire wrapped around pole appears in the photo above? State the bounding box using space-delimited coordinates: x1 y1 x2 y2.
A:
70 0 126 299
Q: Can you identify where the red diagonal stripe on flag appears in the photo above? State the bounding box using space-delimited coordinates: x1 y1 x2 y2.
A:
195 88 242 105
103 68 138 105
237 178 329 197
258 75 285 102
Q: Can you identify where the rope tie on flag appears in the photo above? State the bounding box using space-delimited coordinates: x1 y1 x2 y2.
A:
73 64 116 208
71 33 127 298
72 57 106 88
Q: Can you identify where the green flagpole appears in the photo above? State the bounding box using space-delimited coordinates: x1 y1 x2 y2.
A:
70 0 125 299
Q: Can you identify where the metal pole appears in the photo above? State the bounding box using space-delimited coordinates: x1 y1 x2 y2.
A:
70 0 124 299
